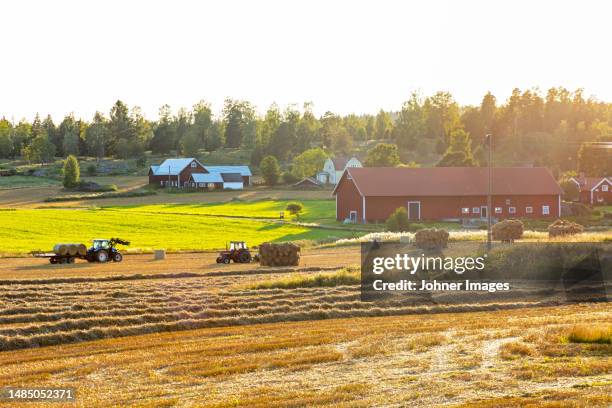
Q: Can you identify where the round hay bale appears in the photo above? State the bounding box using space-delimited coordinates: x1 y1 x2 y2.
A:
53 244 69 256
76 244 87 256
154 249 166 260
414 228 449 250
67 244 78 256
492 219 524 242
548 219 584 238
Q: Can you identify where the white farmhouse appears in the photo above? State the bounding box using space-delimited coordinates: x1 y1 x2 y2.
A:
316 156 362 185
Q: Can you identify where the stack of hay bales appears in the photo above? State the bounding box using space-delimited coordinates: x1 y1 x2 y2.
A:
548 219 584 238
53 243 87 256
258 242 300 266
492 219 524 242
414 229 449 250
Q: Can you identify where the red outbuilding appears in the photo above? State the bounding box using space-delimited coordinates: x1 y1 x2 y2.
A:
332 167 563 223
570 175 611 206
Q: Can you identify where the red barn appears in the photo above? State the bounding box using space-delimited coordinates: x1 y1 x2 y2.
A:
333 167 563 223
570 175 611 206
148 158 252 189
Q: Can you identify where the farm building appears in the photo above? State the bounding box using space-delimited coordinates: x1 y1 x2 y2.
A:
333 167 563 223
316 156 362 185
570 175 611 205
149 158 252 190
293 177 323 189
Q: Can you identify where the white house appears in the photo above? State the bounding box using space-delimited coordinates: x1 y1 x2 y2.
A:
316 157 362 185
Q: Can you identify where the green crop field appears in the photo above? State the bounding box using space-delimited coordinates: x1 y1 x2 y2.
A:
0 201 354 254
107 200 335 222
0 175 60 189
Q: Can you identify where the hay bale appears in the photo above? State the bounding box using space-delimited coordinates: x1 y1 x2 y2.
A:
154 249 166 260
414 228 449 250
258 242 301 266
492 219 524 242
53 243 87 256
76 244 87 256
548 219 584 238
53 244 69 256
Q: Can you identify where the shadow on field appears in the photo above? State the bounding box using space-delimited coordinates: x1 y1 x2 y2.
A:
15 262 95 271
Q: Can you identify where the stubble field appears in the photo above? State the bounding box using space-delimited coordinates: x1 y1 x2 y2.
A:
0 249 610 407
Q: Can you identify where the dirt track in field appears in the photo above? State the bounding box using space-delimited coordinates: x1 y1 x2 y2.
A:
0 247 362 280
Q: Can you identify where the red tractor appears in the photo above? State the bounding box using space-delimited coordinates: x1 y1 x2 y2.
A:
216 241 257 264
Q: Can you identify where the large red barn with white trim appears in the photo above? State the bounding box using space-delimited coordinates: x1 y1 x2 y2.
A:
332 167 563 223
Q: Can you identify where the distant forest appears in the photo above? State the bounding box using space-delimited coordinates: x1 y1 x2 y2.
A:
0 88 610 177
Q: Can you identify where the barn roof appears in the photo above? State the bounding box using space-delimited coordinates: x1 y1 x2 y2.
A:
331 157 349 171
333 167 563 197
152 158 201 176
220 173 244 183
571 176 611 191
190 173 223 183
204 166 252 176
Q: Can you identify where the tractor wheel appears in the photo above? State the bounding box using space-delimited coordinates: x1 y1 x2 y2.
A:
113 252 123 262
222 257 230 264
96 250 109 263
238 252 251 263
50 258 57 264
216 257 222 263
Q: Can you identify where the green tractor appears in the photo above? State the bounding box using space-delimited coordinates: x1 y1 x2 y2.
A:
86 238 130 263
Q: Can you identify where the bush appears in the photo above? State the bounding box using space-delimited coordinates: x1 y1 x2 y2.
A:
386 207 410 232
86 163 97 176
492 219 524 242
62 155 80 188
286 202 303 219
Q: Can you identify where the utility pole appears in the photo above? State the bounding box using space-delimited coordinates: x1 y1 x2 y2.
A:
486 134 493 250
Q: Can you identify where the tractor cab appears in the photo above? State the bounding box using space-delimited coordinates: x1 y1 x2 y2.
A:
229 241 247 251
91 239 110 250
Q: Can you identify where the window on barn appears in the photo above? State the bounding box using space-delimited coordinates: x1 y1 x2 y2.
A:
526 206 533 214
191 162 197 168
542 205 550 215
505 199 511 205
461 207 470 214
495 207 502 214
603 184 609 192
508 207 516 214
472 207 480 214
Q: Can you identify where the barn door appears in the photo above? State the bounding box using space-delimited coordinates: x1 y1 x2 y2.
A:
407 201 421 220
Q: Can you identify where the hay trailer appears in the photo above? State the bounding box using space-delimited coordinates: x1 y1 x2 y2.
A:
33 238 130 264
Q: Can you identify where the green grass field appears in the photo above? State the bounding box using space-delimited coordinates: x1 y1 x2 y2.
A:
106 200 335 222
0 175 60 189
0 201 356 254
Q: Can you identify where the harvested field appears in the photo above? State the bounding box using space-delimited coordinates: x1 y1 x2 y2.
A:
0 304 609 407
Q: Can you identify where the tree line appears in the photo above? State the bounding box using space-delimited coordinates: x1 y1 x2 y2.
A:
0 87 610 177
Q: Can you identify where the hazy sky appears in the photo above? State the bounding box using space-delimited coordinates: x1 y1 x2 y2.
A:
1 0 611 121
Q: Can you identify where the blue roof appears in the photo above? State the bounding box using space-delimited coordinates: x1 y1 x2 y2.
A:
152 158 200 176
191 173 223 183
204 166 252 177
